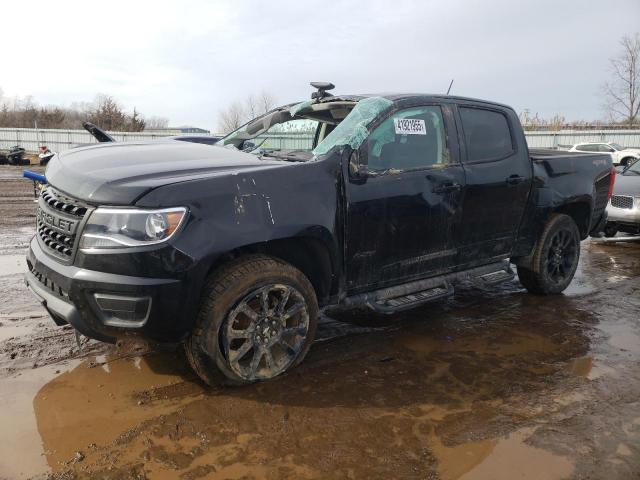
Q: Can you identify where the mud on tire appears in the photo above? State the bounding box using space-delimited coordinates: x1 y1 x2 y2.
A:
516 213 581 295
185 255 318 386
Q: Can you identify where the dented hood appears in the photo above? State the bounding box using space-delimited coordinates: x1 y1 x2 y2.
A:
45 141 283 205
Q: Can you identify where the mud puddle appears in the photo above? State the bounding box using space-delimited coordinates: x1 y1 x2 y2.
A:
0 254 26 276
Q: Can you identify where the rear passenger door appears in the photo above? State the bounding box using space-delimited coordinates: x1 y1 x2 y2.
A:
454 105 532 268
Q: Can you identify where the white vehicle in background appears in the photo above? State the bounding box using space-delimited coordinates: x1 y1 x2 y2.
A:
567 142 640 167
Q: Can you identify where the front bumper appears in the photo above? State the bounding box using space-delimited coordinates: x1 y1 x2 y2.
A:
606 203 640 226
25 237 197 343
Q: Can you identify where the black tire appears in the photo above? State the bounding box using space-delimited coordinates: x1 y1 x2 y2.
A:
185 255 318 386
517 214 580 295
603 223 618 238
620 157 637 168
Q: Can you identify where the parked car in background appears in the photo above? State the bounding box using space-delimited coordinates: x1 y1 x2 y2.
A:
568 142 640 167
604 161 640 236
0 146 30 165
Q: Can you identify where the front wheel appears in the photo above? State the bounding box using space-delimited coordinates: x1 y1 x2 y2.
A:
517 214 581 295
620 157 637 168
185 255 318 385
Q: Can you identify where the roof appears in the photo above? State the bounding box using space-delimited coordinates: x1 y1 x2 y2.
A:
317 93 514 110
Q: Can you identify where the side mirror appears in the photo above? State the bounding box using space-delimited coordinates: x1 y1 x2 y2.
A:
242 141 256 152
348 149 369 178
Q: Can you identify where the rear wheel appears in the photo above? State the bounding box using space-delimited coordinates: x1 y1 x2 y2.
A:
185 255 318 385
517 214 580 295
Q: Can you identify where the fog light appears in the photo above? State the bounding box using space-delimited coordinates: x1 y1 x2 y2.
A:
94 294 151 328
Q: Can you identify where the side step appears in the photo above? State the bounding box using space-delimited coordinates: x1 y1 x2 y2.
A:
370 283 454 313
476 269 515 285
342 260 514 314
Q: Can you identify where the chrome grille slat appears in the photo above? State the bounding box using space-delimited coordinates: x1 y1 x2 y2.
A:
36 187 89 261
40 188 87 217
610 195 634 210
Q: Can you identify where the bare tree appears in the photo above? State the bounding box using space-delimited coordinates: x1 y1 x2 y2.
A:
245 94 258 120
258 90 275 114
87 94 146 132
0 92 153 130
519 110 566 131
217 91 277 133
218 100 246 133
144 116 170 130
603 33 640 128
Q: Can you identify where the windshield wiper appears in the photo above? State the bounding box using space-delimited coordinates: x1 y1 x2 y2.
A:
260 151 308 162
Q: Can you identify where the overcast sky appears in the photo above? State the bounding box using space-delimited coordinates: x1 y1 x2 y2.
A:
1 0 638 131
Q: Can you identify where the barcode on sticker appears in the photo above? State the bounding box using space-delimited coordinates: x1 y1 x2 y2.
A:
394 118 426 135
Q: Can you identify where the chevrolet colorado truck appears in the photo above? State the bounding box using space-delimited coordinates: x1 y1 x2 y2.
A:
25 83 615 384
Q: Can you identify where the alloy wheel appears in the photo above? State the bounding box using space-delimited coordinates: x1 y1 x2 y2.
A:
222 284 309 381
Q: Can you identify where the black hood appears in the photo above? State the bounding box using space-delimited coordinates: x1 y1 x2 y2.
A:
613 171 640 197
45 141 283 205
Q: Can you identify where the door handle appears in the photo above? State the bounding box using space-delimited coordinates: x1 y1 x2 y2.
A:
506 175 524 185
432 182 461 194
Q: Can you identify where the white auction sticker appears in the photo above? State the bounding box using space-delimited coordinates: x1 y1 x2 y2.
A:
394 118 426 135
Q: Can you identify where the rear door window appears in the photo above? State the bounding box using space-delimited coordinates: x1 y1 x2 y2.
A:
598 144 614 153
459 107 514 162
366 106 449 172
577 145 596 152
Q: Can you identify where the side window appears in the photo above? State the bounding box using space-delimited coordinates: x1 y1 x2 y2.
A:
253 119 319 151
366 106 449 172
598 144 614 153
459 107 514 162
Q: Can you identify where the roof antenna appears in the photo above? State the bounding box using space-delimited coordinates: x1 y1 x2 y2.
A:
310 82 335 100
446 79 454 95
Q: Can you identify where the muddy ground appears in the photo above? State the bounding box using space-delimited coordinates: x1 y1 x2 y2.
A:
0 164 638 480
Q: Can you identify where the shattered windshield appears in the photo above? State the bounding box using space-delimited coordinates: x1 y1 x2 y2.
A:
312 97 393 155
216 96 392 161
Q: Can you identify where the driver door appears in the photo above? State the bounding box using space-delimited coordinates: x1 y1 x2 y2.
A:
344 103 465 293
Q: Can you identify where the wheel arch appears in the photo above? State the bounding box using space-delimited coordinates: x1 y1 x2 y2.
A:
553 201 592 239
204 233 338 306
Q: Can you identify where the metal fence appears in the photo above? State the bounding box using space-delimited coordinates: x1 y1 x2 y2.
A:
2 127 640 154
0 128 177 153
524 130 640 149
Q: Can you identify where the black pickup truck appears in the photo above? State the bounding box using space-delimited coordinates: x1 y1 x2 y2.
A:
25 84 614 384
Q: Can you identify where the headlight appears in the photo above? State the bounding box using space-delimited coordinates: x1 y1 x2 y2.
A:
80 207 187 249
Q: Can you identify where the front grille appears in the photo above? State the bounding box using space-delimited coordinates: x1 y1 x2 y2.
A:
610 195 634 210
37 224 74 256
36 187 89 261
41 188 87 217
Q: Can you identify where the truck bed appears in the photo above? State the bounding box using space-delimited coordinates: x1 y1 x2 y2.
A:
529 148 613 235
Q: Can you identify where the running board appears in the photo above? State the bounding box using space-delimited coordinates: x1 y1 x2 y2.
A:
342 260 513 314
370 283 454 313
476 269 515 285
